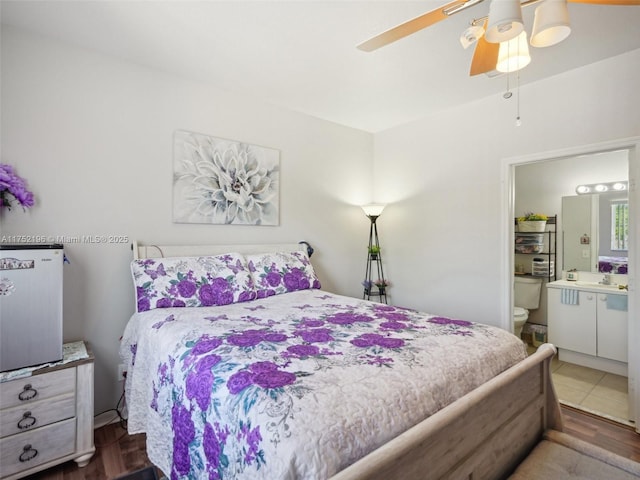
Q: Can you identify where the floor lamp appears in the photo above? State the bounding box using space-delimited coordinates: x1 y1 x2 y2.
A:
362 204 387 304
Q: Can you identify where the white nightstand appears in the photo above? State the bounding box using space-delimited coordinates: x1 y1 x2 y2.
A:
0 341 95 479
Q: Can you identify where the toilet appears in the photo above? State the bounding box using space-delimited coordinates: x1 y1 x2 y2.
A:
513 276 543 339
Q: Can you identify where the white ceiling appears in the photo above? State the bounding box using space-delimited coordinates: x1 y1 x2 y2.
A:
2 1 640 132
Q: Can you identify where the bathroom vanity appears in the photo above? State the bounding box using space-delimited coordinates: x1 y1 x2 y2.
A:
547 279 628 376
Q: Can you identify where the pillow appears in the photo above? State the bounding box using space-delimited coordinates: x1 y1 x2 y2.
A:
246 251 321 298
131 253 256 312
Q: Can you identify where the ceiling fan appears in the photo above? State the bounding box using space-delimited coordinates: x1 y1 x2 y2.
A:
357 0 640 76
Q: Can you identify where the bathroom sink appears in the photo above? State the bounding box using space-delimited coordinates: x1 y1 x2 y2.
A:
574 281 622 289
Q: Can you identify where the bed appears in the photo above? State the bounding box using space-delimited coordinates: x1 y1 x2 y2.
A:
120 242 562 480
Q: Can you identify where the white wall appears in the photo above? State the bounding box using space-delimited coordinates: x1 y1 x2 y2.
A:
373 49 640 327
1 27 373 417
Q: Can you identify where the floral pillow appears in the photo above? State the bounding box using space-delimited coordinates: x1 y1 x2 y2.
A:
246 251 321 298
131 253 256 312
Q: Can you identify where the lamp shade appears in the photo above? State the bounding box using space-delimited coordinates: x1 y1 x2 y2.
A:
361 204 386 217
496 31 531 73
485 0 524 43
531 0 571 48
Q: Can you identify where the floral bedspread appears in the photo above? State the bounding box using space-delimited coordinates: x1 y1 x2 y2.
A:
120 290 527 480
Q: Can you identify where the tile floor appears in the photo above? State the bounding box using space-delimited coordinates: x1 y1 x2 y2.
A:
528 345 631 426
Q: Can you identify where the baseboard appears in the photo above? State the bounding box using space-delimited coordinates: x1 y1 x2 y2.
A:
94 410 125 430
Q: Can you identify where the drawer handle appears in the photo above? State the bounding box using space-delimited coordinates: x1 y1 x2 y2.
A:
18 384 37 401
17 411 37 430
19 444 38 463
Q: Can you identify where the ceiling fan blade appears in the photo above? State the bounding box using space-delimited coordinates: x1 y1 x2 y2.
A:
568 0 640 4
469 23 499 76
357 0 479 52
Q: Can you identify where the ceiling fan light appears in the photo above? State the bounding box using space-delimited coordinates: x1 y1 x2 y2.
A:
496 31 531 73
531 0 571 48
485 0 524 44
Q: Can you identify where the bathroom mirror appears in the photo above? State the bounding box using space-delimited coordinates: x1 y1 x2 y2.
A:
562 191 629 273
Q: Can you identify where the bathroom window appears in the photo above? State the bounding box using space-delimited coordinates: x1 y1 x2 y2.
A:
611 201 629 251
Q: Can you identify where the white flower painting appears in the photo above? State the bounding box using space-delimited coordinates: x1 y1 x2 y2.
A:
173 130 280 225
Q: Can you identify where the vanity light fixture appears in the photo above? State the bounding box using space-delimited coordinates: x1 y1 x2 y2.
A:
575 181 628 195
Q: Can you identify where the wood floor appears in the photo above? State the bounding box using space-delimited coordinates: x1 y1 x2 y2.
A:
24 406 640 479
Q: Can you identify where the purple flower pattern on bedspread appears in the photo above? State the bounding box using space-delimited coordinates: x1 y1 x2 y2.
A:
120 290 527 479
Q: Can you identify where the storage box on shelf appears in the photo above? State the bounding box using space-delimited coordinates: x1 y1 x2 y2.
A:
0 341 95 480
532 258 555 277
515 244 545 254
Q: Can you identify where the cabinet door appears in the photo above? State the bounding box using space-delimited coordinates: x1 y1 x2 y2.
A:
597 293 628 362
547 288 597 355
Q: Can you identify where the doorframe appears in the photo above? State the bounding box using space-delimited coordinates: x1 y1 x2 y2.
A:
500 136 639 431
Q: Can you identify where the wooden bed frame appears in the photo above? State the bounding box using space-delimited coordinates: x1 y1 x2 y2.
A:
131 241 562 480
332 343 561 480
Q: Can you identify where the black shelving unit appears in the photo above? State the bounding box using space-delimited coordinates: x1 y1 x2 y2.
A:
514 215 557 281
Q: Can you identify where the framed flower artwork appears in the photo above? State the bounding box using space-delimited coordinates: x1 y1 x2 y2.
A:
173 130 280 225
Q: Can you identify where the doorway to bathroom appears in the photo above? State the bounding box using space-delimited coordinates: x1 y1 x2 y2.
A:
501 137 639 432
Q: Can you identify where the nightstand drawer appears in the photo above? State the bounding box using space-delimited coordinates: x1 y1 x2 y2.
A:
0 368 75 409
0 392 75 438
0 417 76 478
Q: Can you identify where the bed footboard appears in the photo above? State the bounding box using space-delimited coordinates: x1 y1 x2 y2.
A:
331 343 561 480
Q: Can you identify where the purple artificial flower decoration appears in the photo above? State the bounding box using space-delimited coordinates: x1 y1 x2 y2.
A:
0 163 35 210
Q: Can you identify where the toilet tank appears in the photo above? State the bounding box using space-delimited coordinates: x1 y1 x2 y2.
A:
514 276 543 309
